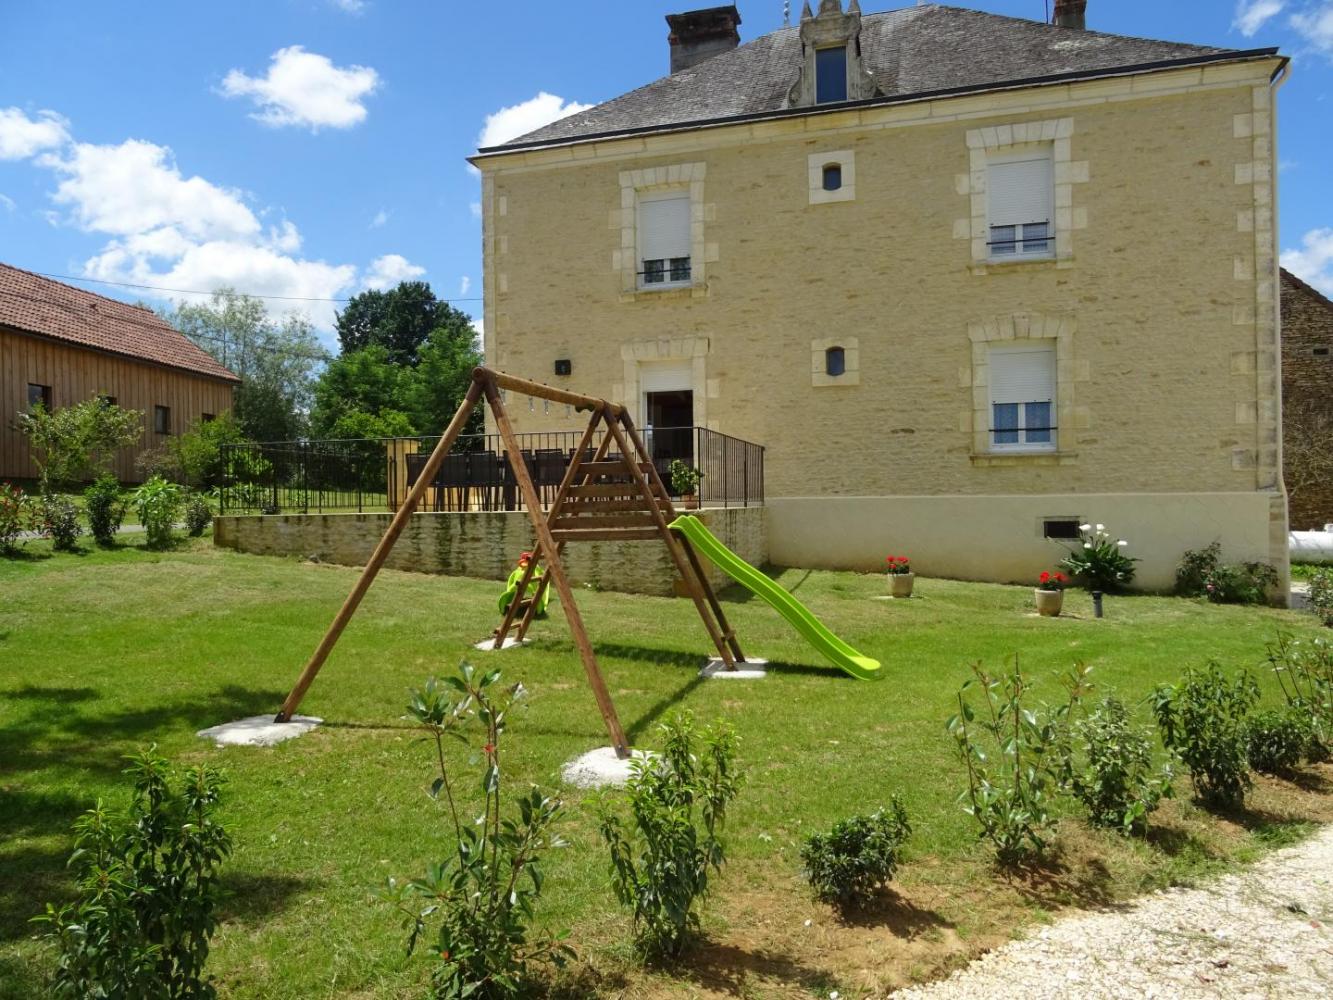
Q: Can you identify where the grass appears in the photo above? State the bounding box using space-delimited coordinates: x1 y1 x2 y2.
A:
1 537 1331 998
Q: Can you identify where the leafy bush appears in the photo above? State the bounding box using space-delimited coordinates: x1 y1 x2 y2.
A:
801 799 911 905
946 660 1092 863
1267 632 1333 761
1 482 36 552
1069 698 1173 835
668 459 702 496
183 492 213 537
32 748 230 999
1151 664 1259 808
1311 569 1333 628
133 476 183 549
1175 542 1278 604
1059 523 1138 592
599 712 741 959
84 475 126 545
17 395 142 493
384 666 571 1000
1246 709 1312 775
39 493 83 551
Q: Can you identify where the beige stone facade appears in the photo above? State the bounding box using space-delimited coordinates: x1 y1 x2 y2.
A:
475 60 1289 591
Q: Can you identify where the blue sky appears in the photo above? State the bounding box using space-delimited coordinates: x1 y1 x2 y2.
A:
2 0 1331 350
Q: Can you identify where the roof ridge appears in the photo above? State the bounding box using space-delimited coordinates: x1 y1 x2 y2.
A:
0 261 163 317
921 2 1234 54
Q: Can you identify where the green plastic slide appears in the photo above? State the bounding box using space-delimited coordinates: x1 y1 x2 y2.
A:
669 515 882 681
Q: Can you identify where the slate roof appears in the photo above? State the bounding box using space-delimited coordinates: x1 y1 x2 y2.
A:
0 263 241 382
484 3 1276 153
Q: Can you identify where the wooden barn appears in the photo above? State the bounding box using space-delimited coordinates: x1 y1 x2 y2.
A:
0 262 239 483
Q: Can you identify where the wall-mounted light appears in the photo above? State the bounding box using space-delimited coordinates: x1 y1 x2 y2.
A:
554 359 572 377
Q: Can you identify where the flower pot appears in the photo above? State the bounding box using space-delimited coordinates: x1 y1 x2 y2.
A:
1034 588 1064 617
889 572 914 598
683 493 699 510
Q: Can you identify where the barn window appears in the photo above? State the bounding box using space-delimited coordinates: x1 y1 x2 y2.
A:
154 405 171 434
27 383 52 412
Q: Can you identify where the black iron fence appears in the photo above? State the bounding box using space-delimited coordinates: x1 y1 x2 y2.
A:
219 426 763 515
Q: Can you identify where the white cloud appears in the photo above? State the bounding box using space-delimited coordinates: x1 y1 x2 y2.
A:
459 275 471 297
363 253 425 291
0 193 14 212
469 201 482 220
41 138 260 241
1282 228 1333 297
221 46 380 131
477 92 593 150
0 107 69 160
370 208 388 228
1291 3 1333 56
330 0 366 12
1234 1 1285 36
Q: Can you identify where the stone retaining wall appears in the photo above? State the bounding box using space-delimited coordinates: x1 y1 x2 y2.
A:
213 506 768 597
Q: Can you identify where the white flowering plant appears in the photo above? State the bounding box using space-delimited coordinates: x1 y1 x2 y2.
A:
1058 523 1139 592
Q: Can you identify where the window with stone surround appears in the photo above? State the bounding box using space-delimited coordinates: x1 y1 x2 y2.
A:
637 192 692 289
812 336 858 386
808 150 855 204
987 149 1054 261
988 343 1056 451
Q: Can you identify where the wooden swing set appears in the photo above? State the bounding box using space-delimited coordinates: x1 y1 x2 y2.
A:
274 366 749 757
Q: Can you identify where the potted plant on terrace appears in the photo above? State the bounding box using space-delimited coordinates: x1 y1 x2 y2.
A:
1034 570 1068 617
885 555 914 598
669 459 703 509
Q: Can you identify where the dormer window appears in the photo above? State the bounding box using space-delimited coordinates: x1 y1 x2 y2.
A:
822 164 842 191
815 46 848 103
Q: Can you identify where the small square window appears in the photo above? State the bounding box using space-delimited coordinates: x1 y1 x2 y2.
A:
97 393 117 407
154 405 171 434
825 347 846 377
27 383 52 411
822 164 842 192
201 412 216 423
1314 346 1330 358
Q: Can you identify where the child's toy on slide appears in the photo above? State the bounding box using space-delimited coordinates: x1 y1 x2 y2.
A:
498 551 550 618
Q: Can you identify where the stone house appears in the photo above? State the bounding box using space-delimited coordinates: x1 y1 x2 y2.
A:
470 1 1290 591
1280 268 1333 530
0 262 239 483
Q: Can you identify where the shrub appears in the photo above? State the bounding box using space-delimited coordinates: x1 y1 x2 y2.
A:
1059 523 1138 592
1151 664 1259 808
668 459 702 496
183 492 213 537
599 712 741 959
1246 709 1313 775
1310 569 1333 628
1069 698 1173 835
84 475 126 545
31 748 230 999
946 659 1093 863
17 395 142 493
384 666 571 1000
1175 542 1278 604
1267 632 1333 761
39 493 83 551
0 482 36 552
801 799 911 905
133 476 183 549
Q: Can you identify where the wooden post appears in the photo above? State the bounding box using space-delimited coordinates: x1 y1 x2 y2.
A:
274 380 485 722
481 377 631 757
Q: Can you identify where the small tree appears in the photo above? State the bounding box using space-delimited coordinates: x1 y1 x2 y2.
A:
17 397 142 494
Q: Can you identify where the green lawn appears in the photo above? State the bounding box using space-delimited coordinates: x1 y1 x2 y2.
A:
1 537 1330 998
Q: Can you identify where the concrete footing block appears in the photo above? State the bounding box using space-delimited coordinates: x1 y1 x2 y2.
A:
700 657 768 679
473 636 528 651
560 746 655 788
197 715 321 747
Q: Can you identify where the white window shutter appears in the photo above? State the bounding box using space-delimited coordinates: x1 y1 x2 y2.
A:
639 195 691 261
990 345 1056 404
988 156 1053 228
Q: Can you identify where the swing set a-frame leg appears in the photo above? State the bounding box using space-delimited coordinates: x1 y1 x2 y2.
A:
274 380 485 723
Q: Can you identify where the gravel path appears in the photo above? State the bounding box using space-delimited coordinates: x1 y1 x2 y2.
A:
895 825 1333 999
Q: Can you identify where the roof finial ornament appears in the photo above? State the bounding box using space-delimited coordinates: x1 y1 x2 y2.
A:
800 1 813 20
783 1 790 26
848 0 861 11
818 0 843 14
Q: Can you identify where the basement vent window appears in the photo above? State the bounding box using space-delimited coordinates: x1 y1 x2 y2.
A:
1043 518 1083 540
1314 346 1330 358
822 164 842 192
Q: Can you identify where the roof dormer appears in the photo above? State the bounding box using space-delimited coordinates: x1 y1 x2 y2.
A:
786 1 878 108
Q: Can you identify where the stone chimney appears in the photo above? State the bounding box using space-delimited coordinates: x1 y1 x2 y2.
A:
666 5 742 74
1053 0 1087 30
